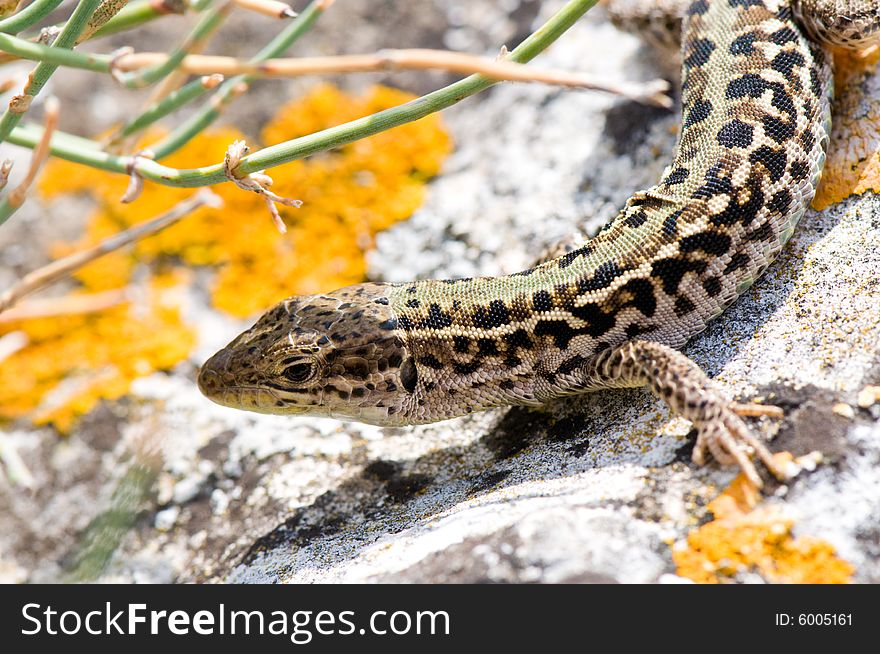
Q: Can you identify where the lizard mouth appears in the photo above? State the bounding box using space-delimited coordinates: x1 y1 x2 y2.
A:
198 351 297 413
198 372 312 415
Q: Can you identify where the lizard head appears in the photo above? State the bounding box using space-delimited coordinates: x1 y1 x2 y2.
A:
198 282 418 425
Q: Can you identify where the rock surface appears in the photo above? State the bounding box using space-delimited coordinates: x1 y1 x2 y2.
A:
1 0 879 584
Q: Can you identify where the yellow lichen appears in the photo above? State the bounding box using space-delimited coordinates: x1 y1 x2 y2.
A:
812 46 880 210
673 456 854 584
3 83 451 431
0 275 195 433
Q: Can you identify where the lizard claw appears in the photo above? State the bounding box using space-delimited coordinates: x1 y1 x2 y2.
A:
692 403 787 488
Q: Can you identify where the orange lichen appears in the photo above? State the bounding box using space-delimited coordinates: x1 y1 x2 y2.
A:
812 46 880 210
673 455 854 584
4 83 451 431
0 276 195 433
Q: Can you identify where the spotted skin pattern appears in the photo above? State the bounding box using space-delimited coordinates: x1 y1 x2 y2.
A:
199 0 880 487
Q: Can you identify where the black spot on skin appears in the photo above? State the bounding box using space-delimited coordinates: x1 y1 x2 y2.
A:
453 335 470 353
472 300 511 329
385 381 397 392
374 297 389 305
625 322 649 338
452 360 481 375
762 114 796 144
503 328 534 351
770 27 799 45
477 338 499 357
662 209 684 237
723 252 750 275
618 278 657 318
406 298 421 308
665 168 689 186
534 320 582 350
557 355 586 376
703 276 722 297
790 159 809 180
624 209 648 228
730 32 756 55
680 231 732 256
695 163 765 227
424 381 436 391
771 50 805 76
800 127 816 152
750 145 788 182
684 99 712 128
352 388 366 398
397 315 412 330
726 73 769 100
687 0 709 15
400 357 418 393
532 289 553 312
569 303 616 337
674 295 697 317
499 380 515 390
578 261 625 293
683 37 715 69
651 257 708 295
746 221 775 242
388 353 403 368
503 356 522 368
810 67 822 97
768 189 792 215
717 119 754 148
557 248 586 269
421 354 444 370
420 303 453 329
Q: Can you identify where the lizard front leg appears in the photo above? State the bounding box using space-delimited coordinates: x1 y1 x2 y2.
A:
569 340 787 487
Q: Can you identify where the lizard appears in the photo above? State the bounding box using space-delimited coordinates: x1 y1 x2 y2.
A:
198 0 880 488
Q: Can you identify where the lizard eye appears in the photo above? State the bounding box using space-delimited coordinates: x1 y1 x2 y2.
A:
282 362 314 384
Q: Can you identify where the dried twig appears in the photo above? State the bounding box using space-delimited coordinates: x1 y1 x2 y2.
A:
0 159 11 191
112 48 672 105
233 0 296 19
5 95 58 209
0 190 223 314
224 139 300 233
0 289 129 322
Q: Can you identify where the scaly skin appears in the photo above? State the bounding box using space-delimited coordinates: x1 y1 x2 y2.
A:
199 0 880 487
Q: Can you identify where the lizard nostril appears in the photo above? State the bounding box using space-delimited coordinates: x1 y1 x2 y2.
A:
197 367 225 397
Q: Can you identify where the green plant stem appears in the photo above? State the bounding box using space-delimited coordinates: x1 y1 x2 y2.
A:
113 75 220 142
148 0 328 160
0 31 111 71
116 0 228 89
0 0 104 144
0 0 64 34
92 0 173 38
7 0 598 189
